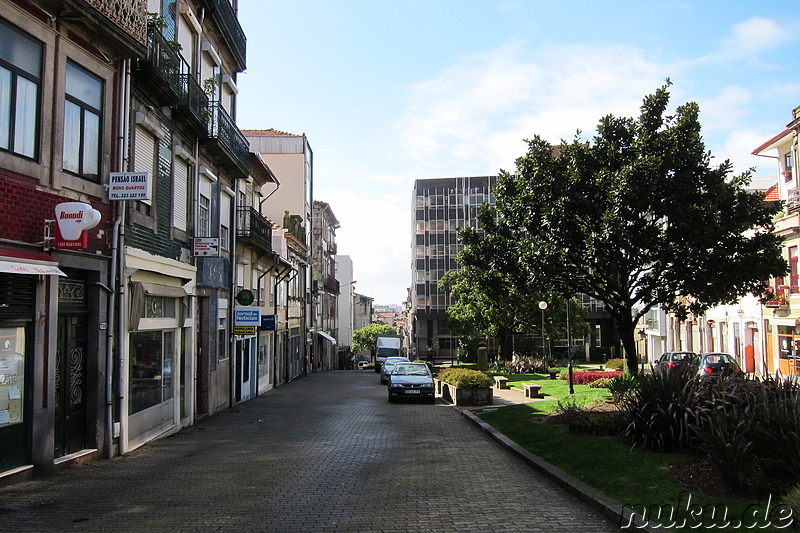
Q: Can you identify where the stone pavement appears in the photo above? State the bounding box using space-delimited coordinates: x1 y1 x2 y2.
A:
0 371 624 532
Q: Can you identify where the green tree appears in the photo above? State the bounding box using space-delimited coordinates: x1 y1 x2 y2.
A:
351 323 397 358
439 227 589 361
483 83 786 374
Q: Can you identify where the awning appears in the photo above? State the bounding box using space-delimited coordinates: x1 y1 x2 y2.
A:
140 282 188 298
317 331 337 344
0 246 66 276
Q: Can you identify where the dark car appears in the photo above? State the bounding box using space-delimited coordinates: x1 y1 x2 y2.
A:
697 353 743 377
655 351 698 371
380 356 410 384
387 363 435 403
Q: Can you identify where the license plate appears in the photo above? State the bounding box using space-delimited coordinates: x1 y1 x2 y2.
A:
405 389 421 394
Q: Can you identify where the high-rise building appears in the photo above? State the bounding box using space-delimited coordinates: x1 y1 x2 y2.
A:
410 176 497 361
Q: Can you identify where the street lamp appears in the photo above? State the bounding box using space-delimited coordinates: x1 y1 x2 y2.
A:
538 301 547 360
566 296 574 395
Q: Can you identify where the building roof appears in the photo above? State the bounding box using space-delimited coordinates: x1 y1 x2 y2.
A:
752 127 792 155
241 128 301 138
764 184 779 202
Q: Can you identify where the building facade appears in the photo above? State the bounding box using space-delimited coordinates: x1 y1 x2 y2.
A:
311 200 339 370
411 176 497 361
0 0 146 477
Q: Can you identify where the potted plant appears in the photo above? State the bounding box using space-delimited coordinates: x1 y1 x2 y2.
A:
438 368 493 406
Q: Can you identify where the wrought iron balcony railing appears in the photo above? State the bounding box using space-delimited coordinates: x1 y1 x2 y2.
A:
175 74 210 136
237 206 273 254
134 28 183 104
208 0 247 71
203 101 250 178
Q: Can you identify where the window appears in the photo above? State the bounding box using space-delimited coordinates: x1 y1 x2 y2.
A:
217 318 227 361
0 327 25 428
198 175 212 236
786 152 794 183
0 19 41 159
790 246 798 293
63 61 102 181
129 330 174 414
220 192 231 251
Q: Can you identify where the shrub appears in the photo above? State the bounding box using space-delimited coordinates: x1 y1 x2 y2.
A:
562 370 622 385
439 368 493 389
588 377 613 388
607 373 639 402
781 484 800 523
512 356 552 374
694 404 758 492
568 411 630 437
605 358 626 371
622 366 757 453
489 359 514 373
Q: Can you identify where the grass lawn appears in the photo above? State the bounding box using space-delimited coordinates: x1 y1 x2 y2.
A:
475 374 793 531
502 372 611 412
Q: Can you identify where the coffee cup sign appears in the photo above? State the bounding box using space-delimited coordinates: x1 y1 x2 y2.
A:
54 202 102 249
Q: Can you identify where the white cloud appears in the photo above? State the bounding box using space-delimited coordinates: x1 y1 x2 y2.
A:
394 42 669 175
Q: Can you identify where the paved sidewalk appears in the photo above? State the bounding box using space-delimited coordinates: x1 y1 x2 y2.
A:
0 371 622 532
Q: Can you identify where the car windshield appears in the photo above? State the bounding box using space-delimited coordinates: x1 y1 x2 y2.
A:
393 364 430 376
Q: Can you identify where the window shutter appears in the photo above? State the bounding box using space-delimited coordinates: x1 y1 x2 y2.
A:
134 125 155 205
173 158 189 231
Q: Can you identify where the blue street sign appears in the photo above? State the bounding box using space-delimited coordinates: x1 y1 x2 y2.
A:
261 314 277 331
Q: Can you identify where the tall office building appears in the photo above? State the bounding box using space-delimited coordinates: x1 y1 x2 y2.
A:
410 176 497 361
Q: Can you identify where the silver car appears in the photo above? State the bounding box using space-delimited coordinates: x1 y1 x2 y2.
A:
380 356 410 384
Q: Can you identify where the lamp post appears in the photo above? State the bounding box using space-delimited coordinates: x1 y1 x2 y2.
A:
538 301 547 359
566 296 574 395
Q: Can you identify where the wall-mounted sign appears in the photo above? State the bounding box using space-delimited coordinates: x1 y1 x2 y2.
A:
193 238 220 257
108 172 152 200
261 314 277 331
54 202 101 250
234 307 261 326
236 289 255 306
233 326 256 336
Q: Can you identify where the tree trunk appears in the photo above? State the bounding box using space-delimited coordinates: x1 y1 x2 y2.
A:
618 311 639 374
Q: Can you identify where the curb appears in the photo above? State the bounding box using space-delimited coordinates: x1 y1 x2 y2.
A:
459 408 661 532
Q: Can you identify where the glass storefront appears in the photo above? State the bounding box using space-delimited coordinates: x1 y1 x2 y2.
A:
129 330 173 415
0 327 24 428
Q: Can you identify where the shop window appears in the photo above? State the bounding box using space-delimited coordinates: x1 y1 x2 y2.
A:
143 295 176 319
0 19 41 159
129 330 174 414
0 327 25 428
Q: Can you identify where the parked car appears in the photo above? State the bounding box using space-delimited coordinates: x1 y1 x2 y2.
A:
380 356 411 384
654 351 698 371
357 360 370 370
697 353 743 377
387 362 435 403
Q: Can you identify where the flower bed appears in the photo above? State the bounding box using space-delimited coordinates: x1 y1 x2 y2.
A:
561 370 622 385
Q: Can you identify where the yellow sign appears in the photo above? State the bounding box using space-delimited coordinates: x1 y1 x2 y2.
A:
233 326 256 336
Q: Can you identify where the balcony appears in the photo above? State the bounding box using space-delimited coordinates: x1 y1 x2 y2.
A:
200 101 250 178
323 276 340 294
38 0 146 54
765 285 789 309
133 29 183 105
174 74 210 137
237 206 273 254
205 0 247 71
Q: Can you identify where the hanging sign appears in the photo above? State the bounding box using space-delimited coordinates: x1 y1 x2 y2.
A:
54 202 102 250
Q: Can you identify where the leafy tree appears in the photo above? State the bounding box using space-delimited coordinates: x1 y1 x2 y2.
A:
351 323 397 357
439 229 589 361
482 82 786 374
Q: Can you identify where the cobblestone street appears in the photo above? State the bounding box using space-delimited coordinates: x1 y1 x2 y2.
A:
0 371 620 532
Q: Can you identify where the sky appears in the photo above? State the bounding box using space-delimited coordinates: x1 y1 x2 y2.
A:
236 0 800 306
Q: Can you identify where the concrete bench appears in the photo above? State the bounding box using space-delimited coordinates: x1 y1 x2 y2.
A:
522 382 543 399
493 376 510 389
547 369 558 380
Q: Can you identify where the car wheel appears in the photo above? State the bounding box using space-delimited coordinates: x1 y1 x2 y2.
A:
380 378 386 385
388 395 396 403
